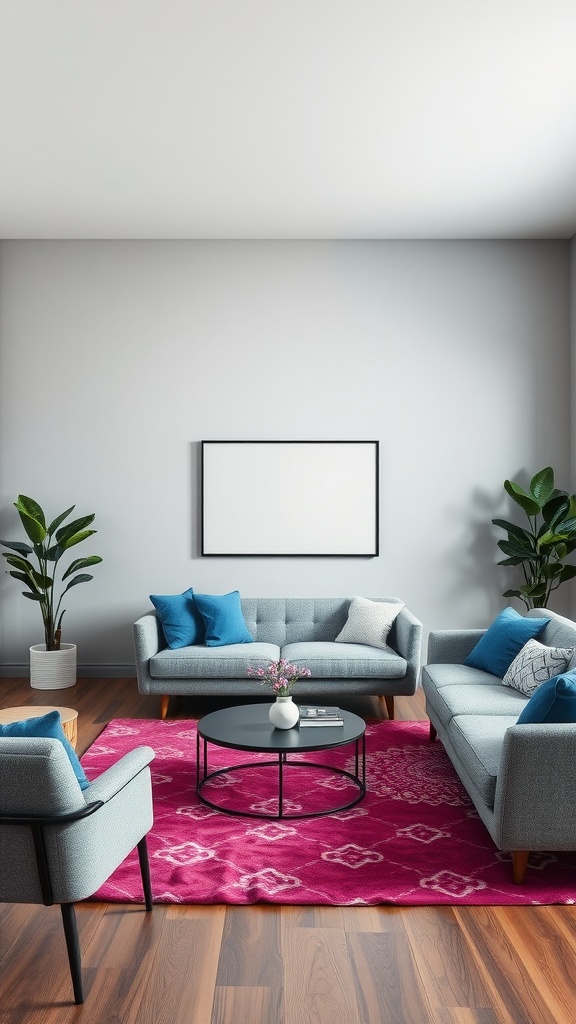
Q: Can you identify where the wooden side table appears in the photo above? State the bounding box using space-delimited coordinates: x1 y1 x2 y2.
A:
0 706 79 748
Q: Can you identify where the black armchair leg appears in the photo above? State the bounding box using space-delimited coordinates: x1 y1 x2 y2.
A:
60 902 84 1004
138 835 153 911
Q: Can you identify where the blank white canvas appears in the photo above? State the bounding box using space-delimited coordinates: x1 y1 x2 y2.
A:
201 441 378 555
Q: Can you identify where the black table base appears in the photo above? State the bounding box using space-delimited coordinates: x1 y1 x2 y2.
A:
196 734 366 820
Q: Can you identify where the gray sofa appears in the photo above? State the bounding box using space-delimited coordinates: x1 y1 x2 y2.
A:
134 597 422 721
422 607 576 883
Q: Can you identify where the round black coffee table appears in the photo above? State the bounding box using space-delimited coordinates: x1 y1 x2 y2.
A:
196 703 366 819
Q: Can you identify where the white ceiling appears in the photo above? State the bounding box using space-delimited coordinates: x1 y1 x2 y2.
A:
1 1 576 240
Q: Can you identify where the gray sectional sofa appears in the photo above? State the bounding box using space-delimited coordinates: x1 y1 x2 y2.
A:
422 607 576 883
134 597 422 721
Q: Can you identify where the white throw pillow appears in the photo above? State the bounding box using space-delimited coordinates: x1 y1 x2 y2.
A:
335 597 404 650
502 638 574 696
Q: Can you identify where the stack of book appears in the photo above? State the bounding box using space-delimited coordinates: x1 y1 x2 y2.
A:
299 705 344 727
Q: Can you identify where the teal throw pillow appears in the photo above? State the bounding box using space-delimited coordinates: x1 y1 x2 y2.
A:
0 710 89 790
194 590 254 647
150 588 204 648
463 607 550 678
517 671 576 724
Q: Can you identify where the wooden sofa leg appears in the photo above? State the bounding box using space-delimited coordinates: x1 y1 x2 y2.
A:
160 696 170 720
511 851 529 884
429 722 437 741
384 695 394 720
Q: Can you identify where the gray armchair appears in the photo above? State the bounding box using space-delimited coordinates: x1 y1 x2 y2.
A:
0 735 155 1004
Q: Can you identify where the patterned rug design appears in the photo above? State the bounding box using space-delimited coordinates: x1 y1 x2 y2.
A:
81 718 576 905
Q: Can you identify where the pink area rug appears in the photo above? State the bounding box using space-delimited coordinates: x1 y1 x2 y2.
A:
81 718 576 905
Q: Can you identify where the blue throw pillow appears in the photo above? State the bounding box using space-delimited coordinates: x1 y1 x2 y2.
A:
463 607 550 678
194 590 254 647
150 588 204 648
517 671 576 724
0 710 90 790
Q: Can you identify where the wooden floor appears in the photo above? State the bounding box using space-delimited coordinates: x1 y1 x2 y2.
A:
1 678 576 1024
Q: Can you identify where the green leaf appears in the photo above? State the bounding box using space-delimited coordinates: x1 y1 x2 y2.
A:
497 538 536 558
8 570 40 591
5 557 52 591
16 509 46 545
14 495 46 529
4 553 35 574
541 495 570 528
497 556 525 566
541 563 564 580
559 564 576 583
22 591 44 602
60 529 97 550
504 480 540 517
520 582 547 597
530 467 554 505
62 573 93 593
45 543 63 562
491 519 533 543
47 505 75 535
62 555 102 580
553 516 576 537
538 531 568 548
55 514 95 544
502 589 523 599
0 539 34 555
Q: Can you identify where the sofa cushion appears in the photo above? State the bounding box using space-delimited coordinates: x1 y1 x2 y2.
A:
502 638 574 696
447 714 518 807
517 671 576 724
150 642 280 679
150 588 204 649
281 641 407 679
422 663 502 691
424 675 528 728
463 607 549 678
194 591 254 647
334 597 404 650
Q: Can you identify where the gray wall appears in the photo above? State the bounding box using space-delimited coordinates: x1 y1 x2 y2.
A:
0 240 571 674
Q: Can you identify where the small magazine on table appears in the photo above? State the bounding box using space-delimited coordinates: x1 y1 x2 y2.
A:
299 705 344 727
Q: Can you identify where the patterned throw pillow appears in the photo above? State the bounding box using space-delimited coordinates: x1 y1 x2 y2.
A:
502 638 574 696
335 597 404 650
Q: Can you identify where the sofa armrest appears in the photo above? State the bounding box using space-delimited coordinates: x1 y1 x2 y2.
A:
426 628 485 665
133 612 162 694
393 607 423 688
493 724 576 851
84 746 155 804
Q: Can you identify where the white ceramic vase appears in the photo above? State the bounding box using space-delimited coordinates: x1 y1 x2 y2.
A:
29 643 77 689
268 695 299 729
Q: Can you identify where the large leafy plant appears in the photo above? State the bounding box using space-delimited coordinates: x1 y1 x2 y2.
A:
492 467 576 609
1 495 102 650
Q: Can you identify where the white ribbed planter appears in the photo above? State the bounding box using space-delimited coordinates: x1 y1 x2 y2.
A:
29 643 77 689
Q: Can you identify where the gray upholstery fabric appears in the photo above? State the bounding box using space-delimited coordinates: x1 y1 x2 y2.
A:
423 675 528 723
494 724 576 850
423 607 576 856
447 715 517 806
0 738 154 905
527 608 576 650
134 596 422 700
150 642 280 679
282 641 406 678
427 629 486 665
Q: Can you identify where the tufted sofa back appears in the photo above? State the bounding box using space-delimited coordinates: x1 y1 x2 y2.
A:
240 597 405 647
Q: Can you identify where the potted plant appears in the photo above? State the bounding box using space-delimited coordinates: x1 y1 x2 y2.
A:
492 466 576 609
1 495 102 688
